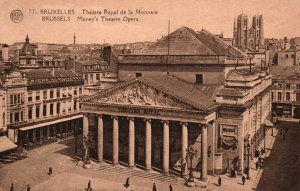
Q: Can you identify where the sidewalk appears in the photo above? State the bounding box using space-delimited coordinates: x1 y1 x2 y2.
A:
206 127 278 191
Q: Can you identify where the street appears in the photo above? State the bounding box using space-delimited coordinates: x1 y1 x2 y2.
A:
256 121 300 191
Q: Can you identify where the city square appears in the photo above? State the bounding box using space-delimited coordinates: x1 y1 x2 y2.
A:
1 0 300 190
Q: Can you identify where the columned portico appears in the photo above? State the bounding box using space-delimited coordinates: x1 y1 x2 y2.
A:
128 117 135 167
145 119 152 170
80 76 217 176
201 124 208 181
112 116 119 165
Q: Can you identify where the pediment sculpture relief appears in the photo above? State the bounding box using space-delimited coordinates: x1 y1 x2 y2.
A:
99 85 171 107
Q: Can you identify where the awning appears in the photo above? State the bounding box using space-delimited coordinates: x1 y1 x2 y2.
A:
263 119 274 127
0 136 17 152
19 114 83 131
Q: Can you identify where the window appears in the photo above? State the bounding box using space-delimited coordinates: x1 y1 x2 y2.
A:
50 90 54 99
195 74 203 84
291 54 295 58
286 92 290 101
277 83 282 88
74 100 77 110
90 74 93 83
14 112 19 123
36 105 40 118
74 89 77 96
297 84 300 89
36 92 40 101
286 84 290 89
57 103 60 114
271 92 274 100
10 94 22 105
136 73 142 78
56 89 60 98
43 104 47 116
79 87 82 94
28 92 33 102
2 113 5 126
28 107 32 120
50 103 53 115
96 74 100 81
278 92 282 101
84 74 88 82
286 54 289 58
297 93 300 102
43 90 47 100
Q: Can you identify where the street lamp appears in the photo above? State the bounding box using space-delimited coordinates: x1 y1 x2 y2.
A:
244 141 251 179
185 146 197 187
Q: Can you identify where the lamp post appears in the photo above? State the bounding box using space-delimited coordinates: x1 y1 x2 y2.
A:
245 142 251 179
185 146 197 187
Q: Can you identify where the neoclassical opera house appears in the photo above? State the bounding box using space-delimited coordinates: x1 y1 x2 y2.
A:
80 75 217 179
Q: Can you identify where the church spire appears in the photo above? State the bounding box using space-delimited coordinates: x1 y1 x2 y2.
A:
73 33 76 45
25 34 29 43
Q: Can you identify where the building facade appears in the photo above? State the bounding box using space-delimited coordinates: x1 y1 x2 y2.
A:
80 26 272 176
270 66 300 118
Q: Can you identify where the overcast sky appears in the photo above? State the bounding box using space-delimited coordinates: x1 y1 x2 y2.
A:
1 0 300 45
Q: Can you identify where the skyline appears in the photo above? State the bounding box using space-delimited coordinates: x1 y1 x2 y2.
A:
1 0 300 45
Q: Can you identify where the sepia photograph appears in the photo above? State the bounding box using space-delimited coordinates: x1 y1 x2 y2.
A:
0 0 300 190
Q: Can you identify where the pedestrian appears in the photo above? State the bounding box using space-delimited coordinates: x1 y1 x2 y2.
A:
261 148 265 155
27 184 31 191
87 180 91 190
242 175 246 185
48 167 52 175
255 161 259 170
234 169 237 178
124 177 130 188
152 183 157 191
218 176 222 186
169 184 173 191
10 183 14 191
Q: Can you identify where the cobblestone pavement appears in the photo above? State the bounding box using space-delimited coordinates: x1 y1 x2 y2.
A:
0 137 205 191
1 121 298 191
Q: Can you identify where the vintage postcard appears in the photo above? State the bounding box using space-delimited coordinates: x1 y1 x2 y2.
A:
0 0 300 190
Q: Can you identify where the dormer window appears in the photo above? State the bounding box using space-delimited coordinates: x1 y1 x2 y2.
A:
179 31 183 38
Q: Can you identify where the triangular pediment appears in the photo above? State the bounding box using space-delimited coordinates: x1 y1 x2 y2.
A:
87 80 203 111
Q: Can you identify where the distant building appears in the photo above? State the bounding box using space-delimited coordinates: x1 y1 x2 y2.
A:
233 14 264 50
270 66 300 118
277 50 300 66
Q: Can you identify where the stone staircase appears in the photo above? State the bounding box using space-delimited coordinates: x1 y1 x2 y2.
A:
97 163 179 184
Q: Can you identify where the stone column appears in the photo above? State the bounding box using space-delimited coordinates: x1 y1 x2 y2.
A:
97 114 103 162
112 116 119 165
47 126 50 138
83 114 89 137
162 120 169 173
40 127 43 140
32 129 36 142
207 121 216 175
180 122 188 176
128 117 135 167
83 114 89 161
201 124 208 181
145 119 152 170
